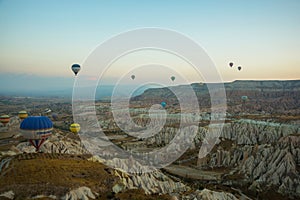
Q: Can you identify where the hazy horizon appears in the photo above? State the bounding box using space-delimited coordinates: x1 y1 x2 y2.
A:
0 0 299 93
0 72 298 98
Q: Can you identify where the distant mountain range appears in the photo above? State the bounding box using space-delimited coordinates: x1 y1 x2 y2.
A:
1 77 299 107
133 79 300 115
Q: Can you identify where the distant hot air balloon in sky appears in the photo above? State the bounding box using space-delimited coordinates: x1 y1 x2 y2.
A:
20 116 53 152
71 64 81 76
171 76 175 81
228 61 243 72
131 75 135 80
70 123 80 134
18 111 28 120
0 115 10 126
160 101 167 108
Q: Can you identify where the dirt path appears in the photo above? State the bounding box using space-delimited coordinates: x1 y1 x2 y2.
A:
164 164 223 181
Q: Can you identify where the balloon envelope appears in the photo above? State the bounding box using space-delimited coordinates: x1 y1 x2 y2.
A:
20 116 53 151
18 111 28 120
0 115 10 125
70 123 80 134
51 113 58 120
241 96 248 101
71 64 81 75
131 75 135 80
160 101 167 108
171 76 175 81
44 108 51 114
238 66 242 71
20 116 53 139
229 62 234 67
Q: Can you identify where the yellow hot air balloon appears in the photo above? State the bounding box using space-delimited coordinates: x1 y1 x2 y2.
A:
70 123 80 134
0 115 10 126
18 111 28 120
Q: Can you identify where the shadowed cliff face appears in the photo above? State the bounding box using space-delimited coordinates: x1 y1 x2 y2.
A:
132 80 300 115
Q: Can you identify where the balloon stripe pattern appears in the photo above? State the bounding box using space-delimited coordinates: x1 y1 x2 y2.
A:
20 116 53 151
0 115 10 126
29 139 47 151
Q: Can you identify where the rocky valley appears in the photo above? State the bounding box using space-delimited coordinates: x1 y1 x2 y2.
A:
0 80 299 200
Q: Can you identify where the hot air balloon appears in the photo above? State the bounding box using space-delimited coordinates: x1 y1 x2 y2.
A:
170 76 175 81
18 111 28 120
229 62 234 67
70 123 80 134
20 116 53 152
51 113 58 121
131 75 135 80
44 108 51 114
238 66 242 71
241 96 248 102
0 115 10 126
71 64 81 76
160 101 167 108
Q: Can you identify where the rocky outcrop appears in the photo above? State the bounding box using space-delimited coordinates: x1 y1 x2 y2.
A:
238 137 300 197
89 156 188 195
15 131 88 154
32 194 57 199
62 187 96 200
118 169 187 195
134 80 300 115
144 119 300 197
220 120 299 145
199 120 300 197
143 118 300 150
181 189 238 200
0 190 14 200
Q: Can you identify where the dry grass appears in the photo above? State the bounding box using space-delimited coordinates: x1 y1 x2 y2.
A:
0 154 116 199
0 153 174 200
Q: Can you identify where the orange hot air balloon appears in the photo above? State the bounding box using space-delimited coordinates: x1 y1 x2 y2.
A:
0 115 10 126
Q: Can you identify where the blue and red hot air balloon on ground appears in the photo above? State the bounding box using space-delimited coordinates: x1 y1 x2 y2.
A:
20 116 53 152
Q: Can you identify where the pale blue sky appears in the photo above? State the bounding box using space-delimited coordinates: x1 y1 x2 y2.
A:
0 0 299 91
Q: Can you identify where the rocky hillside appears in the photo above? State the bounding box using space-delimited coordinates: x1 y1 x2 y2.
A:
144 119 300 199
133 80 300 115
